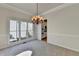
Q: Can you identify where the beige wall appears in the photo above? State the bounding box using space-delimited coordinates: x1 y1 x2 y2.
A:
44 4 79 52
1 3 79 52
0 6 33 49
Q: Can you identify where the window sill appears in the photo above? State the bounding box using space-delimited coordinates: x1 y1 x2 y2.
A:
9 37 33 42
9 39 18 42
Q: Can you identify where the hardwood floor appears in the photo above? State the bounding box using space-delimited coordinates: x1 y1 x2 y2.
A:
47 43 79 56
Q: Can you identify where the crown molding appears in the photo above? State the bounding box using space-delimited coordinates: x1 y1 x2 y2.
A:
40 4 75 15
0 4 33 16
0 3 75 16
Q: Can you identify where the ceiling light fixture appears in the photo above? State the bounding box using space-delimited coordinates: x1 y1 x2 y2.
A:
32 3 45 24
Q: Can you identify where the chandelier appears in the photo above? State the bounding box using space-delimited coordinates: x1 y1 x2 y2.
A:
32 3 44 24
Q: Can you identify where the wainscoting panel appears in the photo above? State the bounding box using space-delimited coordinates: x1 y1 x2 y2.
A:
48 33 79 52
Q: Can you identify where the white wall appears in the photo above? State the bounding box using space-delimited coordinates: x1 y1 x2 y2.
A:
0 6 35 49
44 4 79 52
37 24 42 40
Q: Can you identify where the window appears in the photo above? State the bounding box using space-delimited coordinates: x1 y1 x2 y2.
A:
10 20 19 42
9 20 33 42
21 22 27 40
28 23 33 37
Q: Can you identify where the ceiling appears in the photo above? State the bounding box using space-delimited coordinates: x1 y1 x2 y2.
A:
6 3 63 16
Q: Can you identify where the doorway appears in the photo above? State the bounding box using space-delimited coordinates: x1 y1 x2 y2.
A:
41 19 47 42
